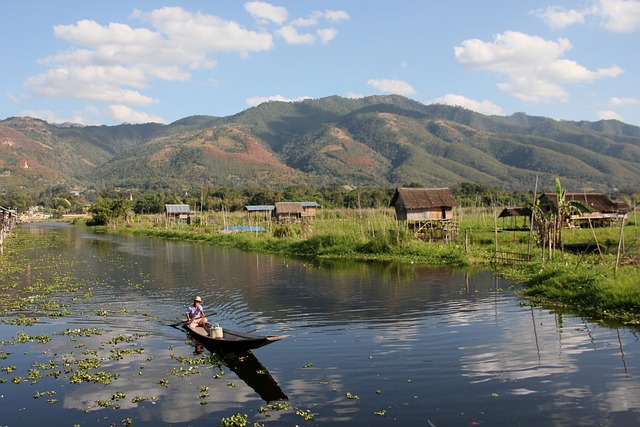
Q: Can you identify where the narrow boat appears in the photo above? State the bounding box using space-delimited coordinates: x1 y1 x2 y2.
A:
182 322 288 351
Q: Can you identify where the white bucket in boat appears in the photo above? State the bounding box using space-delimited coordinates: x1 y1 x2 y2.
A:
212 323 223 338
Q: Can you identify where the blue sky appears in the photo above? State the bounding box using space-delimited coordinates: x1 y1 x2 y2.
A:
2 0 639 126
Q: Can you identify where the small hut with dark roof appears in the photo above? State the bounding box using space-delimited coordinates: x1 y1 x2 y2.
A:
390 188 459 241
165 204 193 224
497 207 532 230
274 202 304 223
244 205 275 221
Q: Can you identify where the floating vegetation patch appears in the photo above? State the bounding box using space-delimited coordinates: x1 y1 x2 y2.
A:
11 332 52 345
54 328 105 337
69 370 120 385
2 314 39 326
2 227 296 427
106 333 147 345
109 347 145 361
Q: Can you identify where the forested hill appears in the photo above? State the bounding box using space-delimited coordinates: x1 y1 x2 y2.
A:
1 94 640 196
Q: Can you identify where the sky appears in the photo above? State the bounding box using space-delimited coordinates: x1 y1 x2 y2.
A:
2 0 640 126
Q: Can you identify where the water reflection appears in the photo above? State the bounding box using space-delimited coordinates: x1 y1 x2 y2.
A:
199 347 288 403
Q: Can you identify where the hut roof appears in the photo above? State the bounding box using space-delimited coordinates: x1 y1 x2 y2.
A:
498 207 532 218
390 188 456 209
301 201 321 208
612 199 630 212
539 193 616 212
275 202 304 214
244 205 275 212
165 204 191 214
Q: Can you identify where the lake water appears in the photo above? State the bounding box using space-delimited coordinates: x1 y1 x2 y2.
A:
1 223 639 426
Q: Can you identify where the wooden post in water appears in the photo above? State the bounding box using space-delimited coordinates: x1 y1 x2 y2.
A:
493 201 499 258
528 175 538 258
615 215 625 274
465 229 469 255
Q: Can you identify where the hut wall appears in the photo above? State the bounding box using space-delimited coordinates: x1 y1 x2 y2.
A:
302 207 317 217
405 207 451 221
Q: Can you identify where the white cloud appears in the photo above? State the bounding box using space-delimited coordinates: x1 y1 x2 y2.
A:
20 109 87 125
597 110 625 121
454 31 623 102
367 79 416 95
245 94 312 107
609 96 640 106
316 28 338 44
22 5 349 124
21 105 167 125
320 10 350 22
533 0 640 33
145 7 274 53
109 105 167 123
24 7 277 123
244 1 288 25
428 94 506 116
276 25 316 44
532 6 587 29
598 0 640 32
24 67 158 105
290 17 319 27
280 9 349 45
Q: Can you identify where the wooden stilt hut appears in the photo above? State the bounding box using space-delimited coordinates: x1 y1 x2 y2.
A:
390 187 459 241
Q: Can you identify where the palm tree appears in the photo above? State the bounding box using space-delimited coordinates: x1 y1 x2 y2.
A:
553 177 593 251
528 178 593 260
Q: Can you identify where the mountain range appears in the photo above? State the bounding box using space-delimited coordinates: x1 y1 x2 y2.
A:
2 94 640 196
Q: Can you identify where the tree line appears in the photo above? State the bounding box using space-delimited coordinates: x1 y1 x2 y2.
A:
2 182 637 222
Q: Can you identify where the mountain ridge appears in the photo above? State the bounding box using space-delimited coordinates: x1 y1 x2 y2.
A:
1 95 639 195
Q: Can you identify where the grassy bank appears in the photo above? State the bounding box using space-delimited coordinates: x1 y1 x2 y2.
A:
76 207 640 325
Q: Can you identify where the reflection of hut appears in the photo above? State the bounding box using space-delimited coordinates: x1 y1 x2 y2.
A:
538 192 627 227
165 204 193 224
390 188 458 241
274 202 304 223
497 207 532 230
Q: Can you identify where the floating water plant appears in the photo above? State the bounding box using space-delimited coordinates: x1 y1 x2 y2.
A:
220 413 248 427
296 409 315 421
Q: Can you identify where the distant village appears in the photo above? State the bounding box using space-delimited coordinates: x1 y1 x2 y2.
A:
162 186 630 243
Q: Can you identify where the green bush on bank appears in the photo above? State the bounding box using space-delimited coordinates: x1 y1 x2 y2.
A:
523 265 640 324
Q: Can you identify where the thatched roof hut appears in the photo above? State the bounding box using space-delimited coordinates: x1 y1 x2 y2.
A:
274 202 304 222
390 188 457 221
538 193 626 214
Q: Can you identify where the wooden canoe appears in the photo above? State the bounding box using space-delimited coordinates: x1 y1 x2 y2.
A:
183 322 288 351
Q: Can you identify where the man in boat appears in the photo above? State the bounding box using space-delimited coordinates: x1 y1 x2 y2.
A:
186 296 209 330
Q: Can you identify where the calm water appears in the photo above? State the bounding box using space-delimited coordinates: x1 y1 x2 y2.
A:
1 223 639 426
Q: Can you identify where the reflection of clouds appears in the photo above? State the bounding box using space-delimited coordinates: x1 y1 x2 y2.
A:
281 376 359 424
458 306 640 420
63 374 261 423
9 322 273 424
62 350 267 424
601 381 640 413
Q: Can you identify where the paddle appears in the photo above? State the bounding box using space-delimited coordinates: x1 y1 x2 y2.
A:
170 320 186 329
